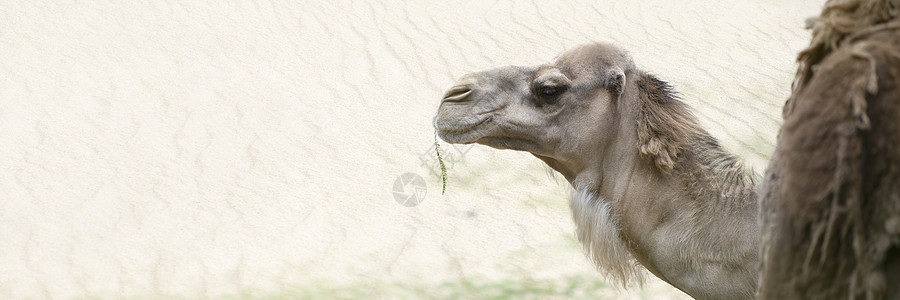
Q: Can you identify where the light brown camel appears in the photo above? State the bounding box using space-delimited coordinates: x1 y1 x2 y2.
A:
758 0 900 298
433 43 760 299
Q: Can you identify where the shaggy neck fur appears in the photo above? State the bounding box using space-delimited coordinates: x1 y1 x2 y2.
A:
569 187 645 288
678 134 759 210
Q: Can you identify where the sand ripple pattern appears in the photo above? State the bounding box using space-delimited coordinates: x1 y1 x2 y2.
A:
0 1 824 298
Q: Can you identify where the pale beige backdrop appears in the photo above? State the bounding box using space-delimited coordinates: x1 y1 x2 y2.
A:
1 1 825 299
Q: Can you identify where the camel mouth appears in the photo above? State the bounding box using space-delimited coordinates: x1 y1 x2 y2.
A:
434 117 493 143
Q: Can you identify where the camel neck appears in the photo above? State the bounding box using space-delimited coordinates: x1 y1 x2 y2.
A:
567 132 761 298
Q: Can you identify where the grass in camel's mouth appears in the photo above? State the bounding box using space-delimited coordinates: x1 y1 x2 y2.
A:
434 131 448 195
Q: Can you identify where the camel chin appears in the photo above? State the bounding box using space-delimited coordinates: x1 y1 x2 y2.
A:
475 136 540 152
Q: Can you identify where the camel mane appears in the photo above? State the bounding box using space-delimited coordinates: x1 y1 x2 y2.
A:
635 73 697 172
635 73 757 193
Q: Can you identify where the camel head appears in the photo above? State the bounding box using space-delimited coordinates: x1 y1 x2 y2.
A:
434 43 692 182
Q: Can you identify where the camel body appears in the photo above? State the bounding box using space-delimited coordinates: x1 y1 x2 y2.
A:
758 1 900 298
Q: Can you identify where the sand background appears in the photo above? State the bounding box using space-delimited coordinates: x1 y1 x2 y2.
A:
1 1 825 298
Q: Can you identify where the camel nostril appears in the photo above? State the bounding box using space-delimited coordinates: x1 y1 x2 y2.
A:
442 85 473 102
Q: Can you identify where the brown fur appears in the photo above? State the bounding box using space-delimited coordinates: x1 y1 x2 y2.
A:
635 74 702 172
759 0 900 298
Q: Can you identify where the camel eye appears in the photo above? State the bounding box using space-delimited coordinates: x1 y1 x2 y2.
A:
541 86 560 96
531 75 569 104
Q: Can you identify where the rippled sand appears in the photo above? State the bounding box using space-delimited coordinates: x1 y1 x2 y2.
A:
0 1 825 298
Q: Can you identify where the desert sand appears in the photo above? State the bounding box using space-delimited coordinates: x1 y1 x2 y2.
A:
0 1 825 298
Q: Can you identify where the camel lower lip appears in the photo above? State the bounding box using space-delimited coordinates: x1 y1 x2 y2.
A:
435 118 492 144
436 130 478 144
434 117 490 132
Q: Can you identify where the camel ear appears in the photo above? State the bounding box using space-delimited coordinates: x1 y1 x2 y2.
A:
604 67 626 95
635 73 697 172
